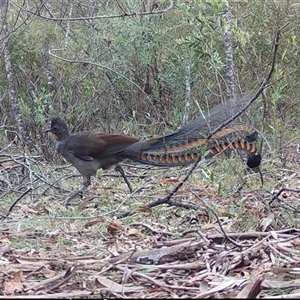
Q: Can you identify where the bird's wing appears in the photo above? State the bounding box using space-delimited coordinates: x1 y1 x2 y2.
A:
66 132 139 160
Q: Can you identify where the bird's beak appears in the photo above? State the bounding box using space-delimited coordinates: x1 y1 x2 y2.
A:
43 129 51 133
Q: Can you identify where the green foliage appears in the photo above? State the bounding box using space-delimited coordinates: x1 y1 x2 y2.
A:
1 0 300 160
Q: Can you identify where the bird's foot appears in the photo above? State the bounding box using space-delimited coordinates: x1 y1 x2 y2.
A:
64 185 88 206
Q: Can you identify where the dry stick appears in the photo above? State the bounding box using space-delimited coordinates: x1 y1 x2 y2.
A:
206 229 300 244
277 136 300 153
268 187 300 205
1 153 63 193
117 161 202 219
268 243 299 264
0 187 32 221
125 261 206 271
171 27 280 197
131 222 174 236
142 229 297 249
278 97 300 119
43 265 78 293
25 270 67 292
270 198 300 214
191 192 300 248
117 27 281 219
276 242 300 255
115 265 200 292
28 0 175 21
191 191 253 248
0 291 92 299
262 293 300 299
266 188 300 215
42 173 81 196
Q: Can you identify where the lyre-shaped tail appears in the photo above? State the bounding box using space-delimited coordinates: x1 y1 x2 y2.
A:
122 97 261 168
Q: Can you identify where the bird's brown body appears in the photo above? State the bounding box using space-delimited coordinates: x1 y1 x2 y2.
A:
45 118 139 193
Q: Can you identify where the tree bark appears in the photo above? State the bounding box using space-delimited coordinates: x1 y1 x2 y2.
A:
223 4 236 100
41 48 54 115
183 55 191 124
1 0 35 152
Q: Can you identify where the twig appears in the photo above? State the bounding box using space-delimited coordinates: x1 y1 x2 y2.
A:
191 191 253 248
118 27 281 216
131 222 173 236
0 291 91 299
115 265 200 291
268 243 299 264
207 26 281 140
267 187 300 206
44 265 78 293
26 0 175 21
1 187 32 221
116 160 202 219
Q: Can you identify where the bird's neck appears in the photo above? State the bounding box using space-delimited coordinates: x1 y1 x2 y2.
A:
55 129 70 141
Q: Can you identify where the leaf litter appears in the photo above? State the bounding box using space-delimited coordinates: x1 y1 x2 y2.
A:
1 146 300 298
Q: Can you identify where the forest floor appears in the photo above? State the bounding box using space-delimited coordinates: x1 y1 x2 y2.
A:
1 141 300 299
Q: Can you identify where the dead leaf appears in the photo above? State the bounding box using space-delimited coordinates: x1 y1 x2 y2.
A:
107 221 123 235
125 228 140 238
262 278 300 289
259 213 274 231
161 177 180 184
40 204 51 214
195 278 247 298
3 271 24 295
199 280 208 293
292 238 300 247
0 238 11 247
270 230 278 239
84 218 105 228
236 274 263 298
132 206 152 214
94 276 143 293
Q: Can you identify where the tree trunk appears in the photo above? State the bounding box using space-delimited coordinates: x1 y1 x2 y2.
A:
223 4 236 100
183 55 191 124
1 0 35 152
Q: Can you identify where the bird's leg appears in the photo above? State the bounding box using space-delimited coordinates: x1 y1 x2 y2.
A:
115 165 133 193
64 175 91 205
